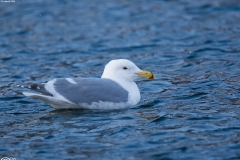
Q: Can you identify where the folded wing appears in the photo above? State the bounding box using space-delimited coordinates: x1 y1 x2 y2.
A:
50 78 129 105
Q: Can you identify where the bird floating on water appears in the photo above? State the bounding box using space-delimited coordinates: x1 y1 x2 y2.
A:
22 59 155 109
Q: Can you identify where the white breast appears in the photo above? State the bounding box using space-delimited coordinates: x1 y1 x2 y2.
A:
110 79 141 106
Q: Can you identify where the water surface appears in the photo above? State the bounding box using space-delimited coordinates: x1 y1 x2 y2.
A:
1 0 240 159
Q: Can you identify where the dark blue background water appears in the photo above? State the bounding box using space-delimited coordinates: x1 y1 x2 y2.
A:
1 0 240 159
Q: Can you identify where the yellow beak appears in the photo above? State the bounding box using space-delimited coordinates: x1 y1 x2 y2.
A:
136 70 155 79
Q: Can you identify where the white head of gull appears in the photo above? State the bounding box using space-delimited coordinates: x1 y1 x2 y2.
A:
22 59 155 109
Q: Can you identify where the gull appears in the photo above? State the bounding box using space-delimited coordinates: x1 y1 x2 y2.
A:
22 59 155 109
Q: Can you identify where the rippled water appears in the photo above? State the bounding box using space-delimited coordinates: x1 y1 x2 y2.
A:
1 0 240 159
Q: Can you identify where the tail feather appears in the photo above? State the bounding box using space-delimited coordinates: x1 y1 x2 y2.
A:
19 83 53 96
22 92 79 109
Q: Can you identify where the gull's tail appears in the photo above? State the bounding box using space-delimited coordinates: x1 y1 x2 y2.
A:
18 83 53 96
22 92 78 109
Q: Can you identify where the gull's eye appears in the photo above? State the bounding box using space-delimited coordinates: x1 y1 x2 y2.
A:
123 67 128 70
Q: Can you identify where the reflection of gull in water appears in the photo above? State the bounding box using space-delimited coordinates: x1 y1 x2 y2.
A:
22 59 155 109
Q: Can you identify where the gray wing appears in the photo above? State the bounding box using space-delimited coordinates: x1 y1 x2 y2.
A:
53 78 128 104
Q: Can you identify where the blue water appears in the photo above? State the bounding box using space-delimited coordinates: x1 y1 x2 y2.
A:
1 0 240 159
